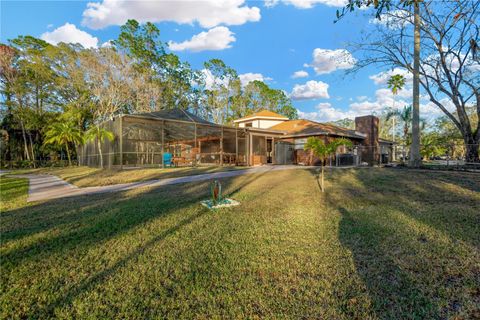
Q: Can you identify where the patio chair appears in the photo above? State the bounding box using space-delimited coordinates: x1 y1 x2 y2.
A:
163 152 173 167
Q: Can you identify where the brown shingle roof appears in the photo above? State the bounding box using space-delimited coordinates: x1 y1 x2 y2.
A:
269 119 365 139
234 110 289 122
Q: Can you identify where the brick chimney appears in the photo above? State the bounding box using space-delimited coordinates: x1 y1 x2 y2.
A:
355 115 379 165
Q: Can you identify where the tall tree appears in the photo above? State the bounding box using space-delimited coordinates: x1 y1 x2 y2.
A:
387 74 406 143
338 0 423 166
115 19 196 111
348 1 479 162
203 59 238 124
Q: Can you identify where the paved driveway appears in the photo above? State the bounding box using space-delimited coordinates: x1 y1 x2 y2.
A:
13 165 312 202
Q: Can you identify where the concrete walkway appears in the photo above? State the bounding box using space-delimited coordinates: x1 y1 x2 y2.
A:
13 165 311 202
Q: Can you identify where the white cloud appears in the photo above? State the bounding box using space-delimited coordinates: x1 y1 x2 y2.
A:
291 70 309 79
239 73 272 86
290 80 330 100
201 69 227 90
168 27 235 52
202 70 271 89
298 102 357 122
369 68 413 86
307 48 356 75
40 23 98 48
370 9 412 29
101 39 114 48
82 0 261 29
266 0 347 9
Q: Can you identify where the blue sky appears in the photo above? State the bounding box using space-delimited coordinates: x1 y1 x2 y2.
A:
0 0 423 122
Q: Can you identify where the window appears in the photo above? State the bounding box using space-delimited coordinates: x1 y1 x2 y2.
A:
294 138 307 150
245 122 253 127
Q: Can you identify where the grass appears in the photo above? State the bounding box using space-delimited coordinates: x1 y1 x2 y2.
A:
0 176 30 212
1 168 479 319
11 165 246 187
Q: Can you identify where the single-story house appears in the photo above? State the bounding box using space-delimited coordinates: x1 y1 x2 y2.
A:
78 109 394 168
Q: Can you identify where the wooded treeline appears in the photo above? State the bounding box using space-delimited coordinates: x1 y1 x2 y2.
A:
0 20 297 167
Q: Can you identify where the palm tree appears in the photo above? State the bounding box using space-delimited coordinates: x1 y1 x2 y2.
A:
43 122 83 166
386 105 412 147
386 105 426 161
304 137 352 192
411 0 422 167
387 74 406 161
387 74 406 139
85 125 115 168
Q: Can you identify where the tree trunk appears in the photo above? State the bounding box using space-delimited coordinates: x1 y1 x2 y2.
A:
465 134 480 163
321 164 325 192
98 140 104 168
20 120 30 161
28 131 36 168
410 0 422 167
65 143 72 166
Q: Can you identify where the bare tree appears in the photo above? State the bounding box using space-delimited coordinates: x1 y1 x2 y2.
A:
79 47 133 123
351 0 480 162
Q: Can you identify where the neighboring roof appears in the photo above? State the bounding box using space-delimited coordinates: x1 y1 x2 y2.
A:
268 119 366 139
233 110 289 122
126 109 214 125
379 138 396 144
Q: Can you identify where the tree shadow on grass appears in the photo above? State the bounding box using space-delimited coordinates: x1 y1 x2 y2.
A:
337 206 438 319
1 169 275 318
1 169 270 279
326 168 480 248
313 168 480 319
44 208 208 318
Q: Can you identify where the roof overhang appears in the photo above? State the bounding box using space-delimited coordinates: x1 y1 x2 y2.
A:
281 131 366 140
233 116 289 123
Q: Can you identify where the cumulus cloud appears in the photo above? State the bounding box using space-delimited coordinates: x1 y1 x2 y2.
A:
291 70 309 79
369 68 413 86
266 0 347 9
370 9 413 29
298 102 357 122
40 23 98 48
101 39 114 48
168 27 235 52
290 80 330 100
238 73 272 86
201 70 270 89
82 0 261 29
307 48 356 75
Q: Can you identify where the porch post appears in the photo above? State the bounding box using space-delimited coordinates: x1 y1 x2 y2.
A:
162 120 165 168
119 116 123 170
194 123 197 167
235 129 238 166
272 137 275 165
249 133 253 166
220 127 224 166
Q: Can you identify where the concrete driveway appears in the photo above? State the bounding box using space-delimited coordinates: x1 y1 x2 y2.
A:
13 165 312 202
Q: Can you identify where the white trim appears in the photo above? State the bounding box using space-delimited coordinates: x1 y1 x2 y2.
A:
233 115 288 123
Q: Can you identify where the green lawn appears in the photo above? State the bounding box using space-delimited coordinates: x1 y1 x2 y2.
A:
1 168 479 319
10 165 246 187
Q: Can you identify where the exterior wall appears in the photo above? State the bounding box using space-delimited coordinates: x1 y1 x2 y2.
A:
257 119 286 129
276 135 364 166
237 118 286 129
355 115 380 165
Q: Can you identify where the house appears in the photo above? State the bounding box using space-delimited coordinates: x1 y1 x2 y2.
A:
78 109 394 168
234 111 394 166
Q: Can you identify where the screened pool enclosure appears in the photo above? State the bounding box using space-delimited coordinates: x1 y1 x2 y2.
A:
78 109 248 168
